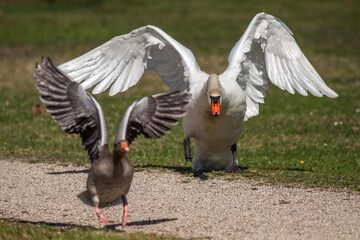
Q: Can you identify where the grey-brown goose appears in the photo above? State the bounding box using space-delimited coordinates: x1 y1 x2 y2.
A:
34 57 189 226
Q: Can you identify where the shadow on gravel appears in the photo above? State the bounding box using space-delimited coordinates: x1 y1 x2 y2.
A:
135 163 249 181
135 164 209 180
3 217 177 232
3 218 97 230
135 163 192 174
106 218 178 230
46 169 89 175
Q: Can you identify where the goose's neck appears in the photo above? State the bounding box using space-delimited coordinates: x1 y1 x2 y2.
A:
113 143 128 168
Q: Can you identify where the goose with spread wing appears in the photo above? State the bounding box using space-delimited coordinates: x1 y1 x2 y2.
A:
58 13 338 173
35 57 189 226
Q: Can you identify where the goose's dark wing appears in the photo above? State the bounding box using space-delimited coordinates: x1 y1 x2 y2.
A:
34 57 108 162
115 89 190 145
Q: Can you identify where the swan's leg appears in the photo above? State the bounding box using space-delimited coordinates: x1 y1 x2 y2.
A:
231 144 237 161
183 138 193 162
226 144 242 173
121 196 128 227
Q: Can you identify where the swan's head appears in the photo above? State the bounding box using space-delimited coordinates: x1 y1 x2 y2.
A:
207 74 222 117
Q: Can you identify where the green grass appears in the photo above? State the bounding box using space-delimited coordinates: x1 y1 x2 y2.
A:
0 0 359 237
0 220 181 240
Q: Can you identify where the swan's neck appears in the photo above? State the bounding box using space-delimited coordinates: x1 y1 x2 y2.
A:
206 74 222 116
207 74 222 97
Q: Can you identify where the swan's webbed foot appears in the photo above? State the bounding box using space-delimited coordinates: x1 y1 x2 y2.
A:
225 144 244 174
183 138 193 162
225 163 243 173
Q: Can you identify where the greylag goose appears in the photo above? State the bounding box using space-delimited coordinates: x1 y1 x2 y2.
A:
34 57 189 226
58 13 338 173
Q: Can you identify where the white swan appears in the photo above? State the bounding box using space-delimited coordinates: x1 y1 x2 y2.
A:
58 13 338 172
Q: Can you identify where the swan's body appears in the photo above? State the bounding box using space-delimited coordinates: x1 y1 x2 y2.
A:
35 57 189 225
182 74 246 171
58 13 338 172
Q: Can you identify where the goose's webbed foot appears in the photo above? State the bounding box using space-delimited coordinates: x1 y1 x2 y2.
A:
95 206 114 223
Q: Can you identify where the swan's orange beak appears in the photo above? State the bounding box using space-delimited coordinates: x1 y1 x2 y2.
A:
121 141 129 152
211 98 220 116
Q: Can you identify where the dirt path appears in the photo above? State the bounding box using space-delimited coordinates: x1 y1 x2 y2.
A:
0 160 359 239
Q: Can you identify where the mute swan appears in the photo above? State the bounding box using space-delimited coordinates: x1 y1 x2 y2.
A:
58 13 338 172
35 57 190 225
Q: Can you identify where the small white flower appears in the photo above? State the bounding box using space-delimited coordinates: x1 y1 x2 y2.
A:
356 108 360 113
323 143 328 147
334 121 343 126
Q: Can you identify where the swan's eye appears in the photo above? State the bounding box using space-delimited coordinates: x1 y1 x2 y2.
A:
210 96 220 104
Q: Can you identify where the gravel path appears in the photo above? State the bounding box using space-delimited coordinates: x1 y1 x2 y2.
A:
0 160 359 239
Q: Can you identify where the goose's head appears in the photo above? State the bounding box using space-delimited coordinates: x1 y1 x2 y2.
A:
119 140 130 153
207 74 222 117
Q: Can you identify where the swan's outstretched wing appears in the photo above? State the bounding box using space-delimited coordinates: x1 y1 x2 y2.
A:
59 25 202 96
115 89 190 145
35 57 108 162
220 12 338 120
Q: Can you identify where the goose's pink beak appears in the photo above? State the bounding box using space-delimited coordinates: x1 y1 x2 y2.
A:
121 141 129 152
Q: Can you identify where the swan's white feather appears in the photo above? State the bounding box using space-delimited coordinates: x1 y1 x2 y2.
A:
59 25 203 94
221 12 338 121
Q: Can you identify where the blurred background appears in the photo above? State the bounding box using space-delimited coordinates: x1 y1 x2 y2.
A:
0 0 359 189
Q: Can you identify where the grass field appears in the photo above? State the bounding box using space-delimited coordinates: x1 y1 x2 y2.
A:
0 0 359 238
0 220 181 240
